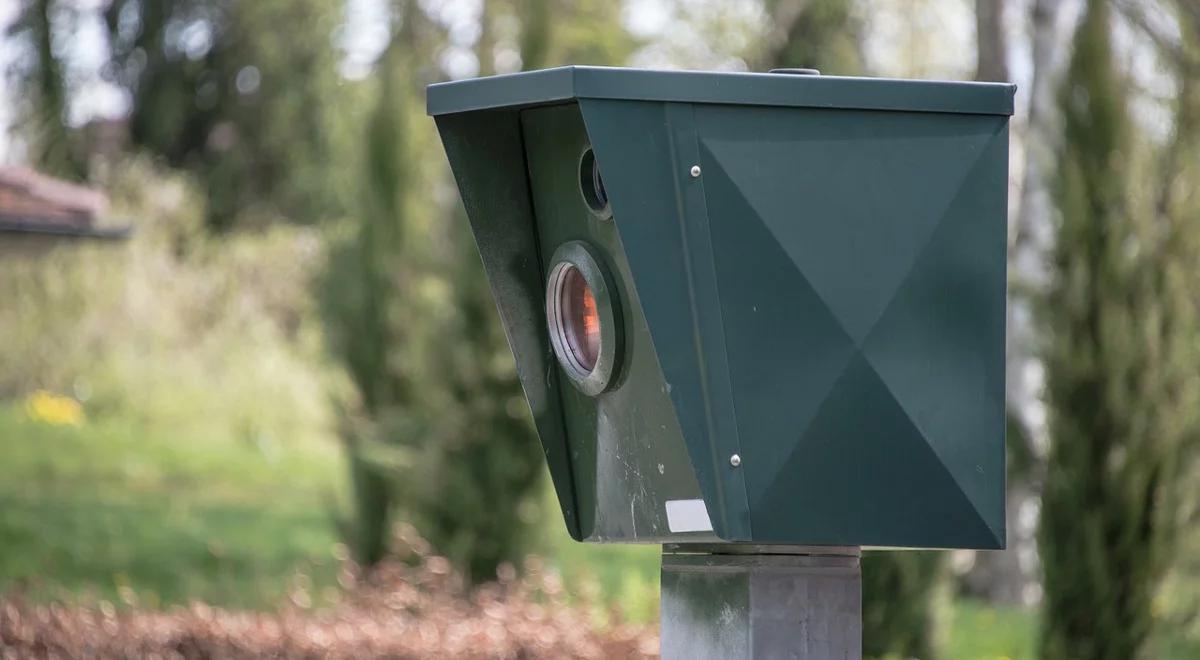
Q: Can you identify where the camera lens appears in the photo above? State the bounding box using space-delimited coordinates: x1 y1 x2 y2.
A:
545 242 620 396
557 265 600 372
579 147 611 218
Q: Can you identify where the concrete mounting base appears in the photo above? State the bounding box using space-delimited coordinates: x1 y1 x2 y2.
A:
659 545 862 660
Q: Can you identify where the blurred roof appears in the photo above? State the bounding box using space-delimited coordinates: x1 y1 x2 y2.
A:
0 166 130 240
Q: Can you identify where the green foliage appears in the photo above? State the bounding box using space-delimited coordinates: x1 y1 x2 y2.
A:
949 599 1037 660
862 551 949 659
316 9 423 567
398 0 599 585
404 0 634 584
946 598 1197 660
534 0 637 67
1162 4 1200 643
1039 1 1200 658
316 6 545 578
477 0 635 73
407 213 546 583
102 162 335 447
0 160 347 611
0 245 111 399
5 0 84 178
316 0 634 584
542 499 661 625
101 0 352 229
758 0 866 74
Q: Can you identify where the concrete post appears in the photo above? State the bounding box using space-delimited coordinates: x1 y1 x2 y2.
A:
659 545 862 660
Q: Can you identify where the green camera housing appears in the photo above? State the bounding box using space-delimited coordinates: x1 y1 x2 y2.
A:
429 66 1014 549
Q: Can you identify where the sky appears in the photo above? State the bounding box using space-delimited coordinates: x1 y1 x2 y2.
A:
0 2 19 161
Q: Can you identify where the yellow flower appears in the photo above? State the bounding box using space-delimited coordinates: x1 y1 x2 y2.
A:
24 390 85 427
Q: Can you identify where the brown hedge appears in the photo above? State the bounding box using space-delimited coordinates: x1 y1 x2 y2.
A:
0 547 657 659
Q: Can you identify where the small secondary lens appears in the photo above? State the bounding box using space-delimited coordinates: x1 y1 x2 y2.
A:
579 148 611 218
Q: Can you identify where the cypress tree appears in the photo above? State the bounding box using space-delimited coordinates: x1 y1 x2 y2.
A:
318 28 415 565
409 0 631 584
1039 1 1200 657
320 0 633 583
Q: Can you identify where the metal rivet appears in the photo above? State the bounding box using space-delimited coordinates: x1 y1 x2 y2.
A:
730 454 741 467
690 165 701 178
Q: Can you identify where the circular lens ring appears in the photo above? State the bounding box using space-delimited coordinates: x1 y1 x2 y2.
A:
545 241 621 395
578 147 612 219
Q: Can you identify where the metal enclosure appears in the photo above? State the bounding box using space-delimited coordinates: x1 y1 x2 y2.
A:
429 66 1014 549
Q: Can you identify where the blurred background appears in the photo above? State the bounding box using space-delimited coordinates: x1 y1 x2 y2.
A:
0 0 1197 657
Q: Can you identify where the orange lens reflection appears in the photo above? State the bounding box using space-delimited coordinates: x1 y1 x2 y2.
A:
560 266 601 372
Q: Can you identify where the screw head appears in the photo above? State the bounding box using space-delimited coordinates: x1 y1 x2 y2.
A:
729 454 742 467
690 165 702 178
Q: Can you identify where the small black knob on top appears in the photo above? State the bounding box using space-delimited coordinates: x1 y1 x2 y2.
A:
768 68 822 76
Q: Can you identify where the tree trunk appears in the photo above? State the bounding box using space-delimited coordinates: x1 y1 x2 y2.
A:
974 0 1010 82
22 0 81 178
519 0 552 71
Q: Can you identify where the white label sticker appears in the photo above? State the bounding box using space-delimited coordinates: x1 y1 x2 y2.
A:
665 499 714 533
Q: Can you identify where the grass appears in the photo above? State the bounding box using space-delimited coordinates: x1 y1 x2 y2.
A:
947 600 1200 660
0 403 347 610
949 599 1038 660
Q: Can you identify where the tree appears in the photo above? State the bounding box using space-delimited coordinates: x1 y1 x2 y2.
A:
319 34 413 567
320 0 632 582
1153 0 1200 631
1039 0 1200 657
974 0 1010 83
507 0 634 71
401 0 632 584
757 0 865 73
861 552 949 659
399 0 543 584
101 0 348 229
407 204 548 582
316 0 434 568
6 0 83 178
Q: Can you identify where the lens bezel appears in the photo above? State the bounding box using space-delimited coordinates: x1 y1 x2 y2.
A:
545 241 620 395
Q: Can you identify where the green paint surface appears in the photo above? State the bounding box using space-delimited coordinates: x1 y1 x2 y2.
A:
433 67 1012 549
